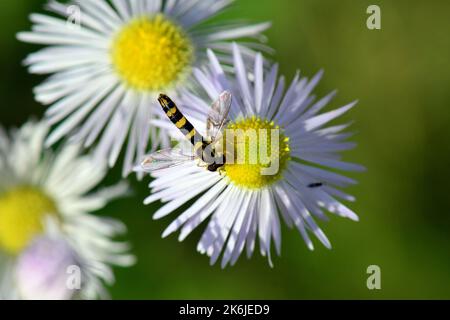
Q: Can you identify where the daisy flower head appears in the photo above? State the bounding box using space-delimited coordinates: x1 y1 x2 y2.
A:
0 121 135 299
139 44 365 268
17 0 271 177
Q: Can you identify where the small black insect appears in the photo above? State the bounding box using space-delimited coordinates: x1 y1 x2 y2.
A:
307 182 323 188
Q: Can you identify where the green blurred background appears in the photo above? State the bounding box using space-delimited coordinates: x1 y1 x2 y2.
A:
1 0 450 299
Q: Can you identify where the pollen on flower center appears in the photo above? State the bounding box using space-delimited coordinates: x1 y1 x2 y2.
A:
111 14 194 92
0 186 57 254
223 116 291 189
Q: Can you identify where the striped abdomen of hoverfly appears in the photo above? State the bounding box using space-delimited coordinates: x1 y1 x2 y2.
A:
158 94 225 172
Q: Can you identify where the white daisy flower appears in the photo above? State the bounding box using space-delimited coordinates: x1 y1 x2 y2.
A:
0 121 135 299
139 44 364 267
17 0 271 177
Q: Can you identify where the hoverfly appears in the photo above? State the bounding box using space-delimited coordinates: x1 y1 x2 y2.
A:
141 91 232 173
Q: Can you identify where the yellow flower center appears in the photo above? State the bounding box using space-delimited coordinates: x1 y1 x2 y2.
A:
111 14 194 92
224 117 291 189
0 186 57 254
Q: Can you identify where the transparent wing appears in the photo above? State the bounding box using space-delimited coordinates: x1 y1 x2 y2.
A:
206 91 232 142
140 148 196 172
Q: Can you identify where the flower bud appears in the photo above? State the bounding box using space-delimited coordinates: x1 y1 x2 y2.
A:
15 236 81 300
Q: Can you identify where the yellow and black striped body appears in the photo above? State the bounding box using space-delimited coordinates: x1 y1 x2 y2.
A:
158 94 225 172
